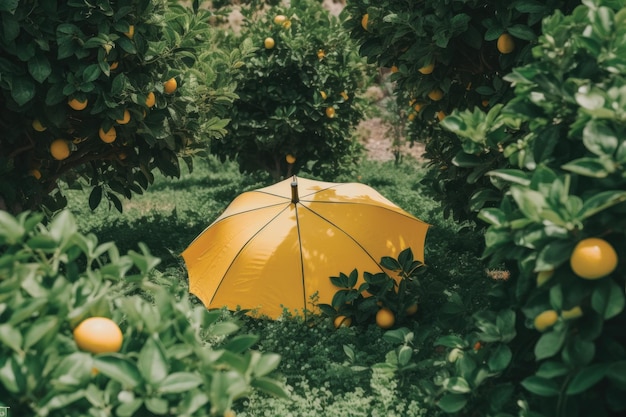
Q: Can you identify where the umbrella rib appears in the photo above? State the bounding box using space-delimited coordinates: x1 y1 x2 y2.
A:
208 204 291 307
294 204 308 319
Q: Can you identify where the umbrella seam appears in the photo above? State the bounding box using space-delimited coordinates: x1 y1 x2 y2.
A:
294 203 308 320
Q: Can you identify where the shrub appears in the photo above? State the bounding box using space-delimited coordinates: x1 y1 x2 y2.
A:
414 2 626 415
210 0 372 180
0 1 239 213
0 209 287 416
343 0 580 222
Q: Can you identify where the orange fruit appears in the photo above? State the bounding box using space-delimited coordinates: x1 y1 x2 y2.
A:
340 91 349 101
274 15 287 25
32 119 46 132
264 37 275 49
282 20 292 29
325 107 335 118
334 315 352 328
68 97 88 111
124 25 134 39
413 103 422 112
428 89 443 101
437 110 446 121
405 303 418 316
481 99 490 107
408 112 416 121
28 169 42 180
99 126 117 143
390 65 399 73
73 317 123 353
317 49 325 60
533 310 558 332
497 33 515 54
376 307 395 329
418 63 435 75
109 61 119 70
361 13 369 31
570 238 618 279
50 139 70 160
286 154 296 164
116 109 131 125
164 77 177 94
145 91 156 108
320 91 327 100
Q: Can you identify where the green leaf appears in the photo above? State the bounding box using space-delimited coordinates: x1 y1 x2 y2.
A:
444 376 471 393
0 211 25 244
521 376 560 397
487 169 531 186
535 328 567 360
11 76 35 105
562 337 595 367
223 334 259 353
251 376 290 399
562 158 609 178
606 361 626 385
591 279 625 319
398 345 413 366
437 393 467 413
510 186 546 221
535 240 575 271
536 361 569 378
159 372 203 394
23 316 58 350
434 335 467 349
488 344 512 372
507 24 537 41
582 120 618 156
0 0 18 12
28 53 52 83
83 64 101 83
145 396 168 414
566 364 608 395
138 336 168 385
94 354 142 388
254 353 281 377
0 324 23 353
116 399 143 417
580 191 626 220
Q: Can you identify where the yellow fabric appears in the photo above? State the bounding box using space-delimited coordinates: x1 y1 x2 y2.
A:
182 176 429 319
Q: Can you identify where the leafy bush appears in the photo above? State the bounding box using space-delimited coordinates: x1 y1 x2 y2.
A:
210 0 372 180
0 209 286 416
343 0 580 222
411 2 626 415
0 1 239 213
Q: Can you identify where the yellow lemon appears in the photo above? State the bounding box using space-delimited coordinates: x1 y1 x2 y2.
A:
32 119 46 132
264 37 275 49
497 33 515 54
570 238 618 279
73 317 123 353
274 15 287 25
534 310 558 332
418 63 435 74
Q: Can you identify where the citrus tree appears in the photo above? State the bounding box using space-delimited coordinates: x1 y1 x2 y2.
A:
0 0 239 214
379 2 626 415
0 209 287 416
210 0 372 180
343 0 580 222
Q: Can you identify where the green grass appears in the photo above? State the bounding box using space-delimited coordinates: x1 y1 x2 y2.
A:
64 156 491 416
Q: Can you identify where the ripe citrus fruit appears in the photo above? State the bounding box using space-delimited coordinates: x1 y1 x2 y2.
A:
325 107 336 118
497 33 515 54
124 25 134 39
561 306 583 320
99 126 117 143
317 49 325 60
50 139 70 160
418 63 435 75
428 89 443 101
437 110 446 121
164 77 177 94
68 97 88 111
340 91 349 101
534 310 558 332
334 315 352 328
320 91 327 100
406 303 418 316
570 238 618 279
109 61 119 70
264 37 275 49
29 169 42 180
73 317 123 353
481 99 490 107
376 307 395 329
286 154 296 164
32 119 46 132
413 103 422 112
274 15 287 25
116 109 131 125
390 65 399 73
408 112 416 121
361 13 369 31
145 91 156 108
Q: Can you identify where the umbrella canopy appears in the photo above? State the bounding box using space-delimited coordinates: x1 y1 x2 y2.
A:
182 176 429 319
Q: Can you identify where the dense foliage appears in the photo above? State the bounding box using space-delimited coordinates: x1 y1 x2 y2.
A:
0 0 239 213
210 0 371 180
343 0 580 222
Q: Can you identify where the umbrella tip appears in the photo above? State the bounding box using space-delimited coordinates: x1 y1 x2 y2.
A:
291 176 299 204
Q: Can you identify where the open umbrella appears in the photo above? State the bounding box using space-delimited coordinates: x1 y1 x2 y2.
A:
182 176 429 319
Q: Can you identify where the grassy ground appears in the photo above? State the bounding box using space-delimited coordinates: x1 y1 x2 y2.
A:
65 156 491 416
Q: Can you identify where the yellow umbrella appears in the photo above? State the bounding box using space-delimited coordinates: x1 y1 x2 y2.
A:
182 176 429 319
